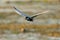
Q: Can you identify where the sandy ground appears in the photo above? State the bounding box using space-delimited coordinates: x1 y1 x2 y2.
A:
0 33 60 40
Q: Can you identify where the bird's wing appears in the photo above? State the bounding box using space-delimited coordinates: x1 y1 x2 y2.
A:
31 10 49 18
13 6 28 17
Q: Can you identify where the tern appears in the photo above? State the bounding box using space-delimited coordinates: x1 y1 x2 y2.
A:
13 6 49 22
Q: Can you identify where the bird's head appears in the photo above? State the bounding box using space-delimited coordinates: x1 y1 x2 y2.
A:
25 17 33 22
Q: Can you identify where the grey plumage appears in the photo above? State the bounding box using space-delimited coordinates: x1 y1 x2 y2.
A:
13 6 28 17
13 6 49 22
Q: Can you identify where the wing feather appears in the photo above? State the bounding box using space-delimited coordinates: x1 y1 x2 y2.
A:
13 6 28 17
31 11 49 18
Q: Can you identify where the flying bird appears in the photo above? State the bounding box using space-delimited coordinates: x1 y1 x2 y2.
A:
13 6 49 22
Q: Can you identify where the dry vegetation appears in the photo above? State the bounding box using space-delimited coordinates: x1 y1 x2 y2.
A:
0 11 60 37
0 0 60 38
0 23 60 37
0 12 60 19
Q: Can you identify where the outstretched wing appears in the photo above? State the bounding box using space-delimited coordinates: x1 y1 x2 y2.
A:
13 6 28 17
31 11 49 18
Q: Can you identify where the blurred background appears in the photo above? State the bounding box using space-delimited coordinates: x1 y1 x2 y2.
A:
0 0 60 40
